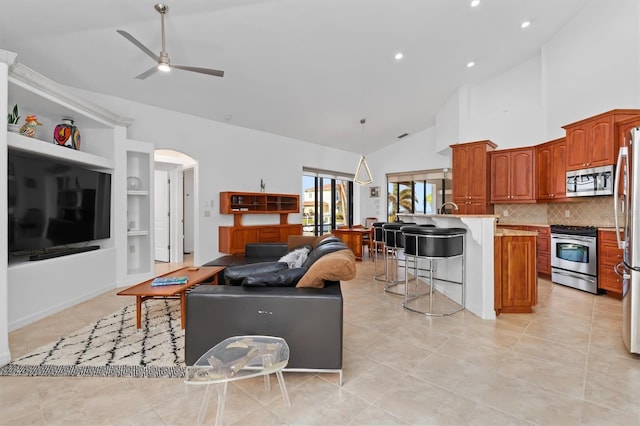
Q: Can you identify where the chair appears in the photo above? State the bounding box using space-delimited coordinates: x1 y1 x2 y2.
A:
185 335 291 425
372 222 388 281
364 217 377 228
381 222 416 294
362 217 378 258
401 226 466 316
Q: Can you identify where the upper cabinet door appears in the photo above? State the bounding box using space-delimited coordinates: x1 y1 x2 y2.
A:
490 148 534 203
565 125 588 170
490 151 511 201
510 149 534 201
564 110 640 171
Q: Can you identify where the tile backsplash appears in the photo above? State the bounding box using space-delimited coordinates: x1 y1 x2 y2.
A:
498 197 620 227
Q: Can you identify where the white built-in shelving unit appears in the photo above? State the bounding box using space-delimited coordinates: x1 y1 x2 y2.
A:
0 50 154 365
125 141 154 281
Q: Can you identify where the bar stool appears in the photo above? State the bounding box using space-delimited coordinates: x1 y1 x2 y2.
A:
401 226 466 316
381 222 415 295
372 222 387 281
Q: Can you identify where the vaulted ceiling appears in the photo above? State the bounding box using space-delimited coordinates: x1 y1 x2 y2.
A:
1 0 591 153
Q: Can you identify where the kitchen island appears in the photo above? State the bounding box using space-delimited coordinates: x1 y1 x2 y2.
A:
397 214 499 320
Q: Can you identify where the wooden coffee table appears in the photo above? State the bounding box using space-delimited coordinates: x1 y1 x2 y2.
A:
117 266 225 329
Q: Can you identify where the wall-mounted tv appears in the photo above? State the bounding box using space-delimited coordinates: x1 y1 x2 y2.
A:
8 149 112 259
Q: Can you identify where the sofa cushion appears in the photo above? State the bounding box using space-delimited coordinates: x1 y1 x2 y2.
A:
297 249 356 288
278 245 312 268
302 241 350 269
224 261 289 285
245 242 288 259
242 267 308 287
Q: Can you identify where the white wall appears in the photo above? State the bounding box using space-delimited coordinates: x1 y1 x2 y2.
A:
545 0 640 134
73 90 362 264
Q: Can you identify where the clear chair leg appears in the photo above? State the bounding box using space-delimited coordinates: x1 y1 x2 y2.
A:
196 384 212 425
276 370 291 407
214 381 228 426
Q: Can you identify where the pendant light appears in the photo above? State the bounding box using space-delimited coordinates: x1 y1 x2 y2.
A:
354 118 373 185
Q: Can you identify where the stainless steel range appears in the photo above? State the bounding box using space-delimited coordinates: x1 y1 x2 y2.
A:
550 224 598 294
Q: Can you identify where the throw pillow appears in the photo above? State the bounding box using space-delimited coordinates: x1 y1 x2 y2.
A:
278 245 311 268
242 268 308 287
296 249 356 288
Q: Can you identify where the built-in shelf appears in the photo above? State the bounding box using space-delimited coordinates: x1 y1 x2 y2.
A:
126 143 154 277
7 131 114 170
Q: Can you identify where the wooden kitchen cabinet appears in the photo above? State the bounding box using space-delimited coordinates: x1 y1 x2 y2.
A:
535 227 551 276
598 229 624 295
494 232 538 315
451 140 497 214
617 116 640 148
490 147 535 203
535 137 568 201
218 191 302 254
563 109 640 171
497 224 550 276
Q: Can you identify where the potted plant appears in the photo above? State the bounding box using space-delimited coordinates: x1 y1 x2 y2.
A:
7 104 20 132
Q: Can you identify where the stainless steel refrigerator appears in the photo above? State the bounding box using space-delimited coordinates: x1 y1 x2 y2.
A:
614 127 640 353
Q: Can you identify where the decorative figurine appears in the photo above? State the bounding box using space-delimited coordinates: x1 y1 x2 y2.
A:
54 118 81 150
19 115 41 138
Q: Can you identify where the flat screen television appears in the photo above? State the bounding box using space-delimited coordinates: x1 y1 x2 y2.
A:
8 149 112 259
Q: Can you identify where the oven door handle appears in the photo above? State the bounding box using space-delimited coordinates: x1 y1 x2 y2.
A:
553 269 597 284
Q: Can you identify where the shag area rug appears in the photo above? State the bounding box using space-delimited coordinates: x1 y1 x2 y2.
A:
0 299 185 378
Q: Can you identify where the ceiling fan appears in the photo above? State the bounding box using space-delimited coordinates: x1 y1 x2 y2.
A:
117 3 224 80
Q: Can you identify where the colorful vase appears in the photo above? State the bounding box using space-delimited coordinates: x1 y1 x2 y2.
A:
19 115 42 138
53 118 81 150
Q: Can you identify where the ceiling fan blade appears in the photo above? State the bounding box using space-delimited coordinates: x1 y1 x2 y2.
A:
172 64 224 78
135 66 159 80
117 30 158 62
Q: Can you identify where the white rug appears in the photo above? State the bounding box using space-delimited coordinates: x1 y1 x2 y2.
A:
0 299 185 378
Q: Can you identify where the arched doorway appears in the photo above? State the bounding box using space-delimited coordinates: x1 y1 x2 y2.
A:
153 149 199 265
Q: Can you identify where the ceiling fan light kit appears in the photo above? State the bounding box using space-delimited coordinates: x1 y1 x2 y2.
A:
117 3 224 79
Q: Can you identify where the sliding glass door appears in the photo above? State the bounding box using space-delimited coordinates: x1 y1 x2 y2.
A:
302 171 353 236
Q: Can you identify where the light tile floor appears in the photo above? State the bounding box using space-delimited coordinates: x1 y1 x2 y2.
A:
2 258 640 425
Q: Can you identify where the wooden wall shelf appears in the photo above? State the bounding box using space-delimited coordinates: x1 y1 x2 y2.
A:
219 191 302 254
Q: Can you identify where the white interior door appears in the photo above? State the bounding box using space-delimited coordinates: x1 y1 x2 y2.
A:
154 169 170 262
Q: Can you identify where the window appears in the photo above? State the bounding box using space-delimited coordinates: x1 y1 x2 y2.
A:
302 169 354 236
387 169 451 221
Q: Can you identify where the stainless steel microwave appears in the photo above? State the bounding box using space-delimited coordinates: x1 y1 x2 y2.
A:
566 164 614 197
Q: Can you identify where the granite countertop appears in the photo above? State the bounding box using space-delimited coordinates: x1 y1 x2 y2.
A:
494 228 538 237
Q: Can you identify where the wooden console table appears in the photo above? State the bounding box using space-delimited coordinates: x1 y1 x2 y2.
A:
331 228 373 260
219 191 302 254
117 266 224 329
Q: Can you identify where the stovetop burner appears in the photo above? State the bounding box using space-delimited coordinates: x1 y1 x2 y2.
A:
550 224 598 237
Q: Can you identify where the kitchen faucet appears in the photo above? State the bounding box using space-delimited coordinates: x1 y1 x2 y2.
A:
439 201 459 214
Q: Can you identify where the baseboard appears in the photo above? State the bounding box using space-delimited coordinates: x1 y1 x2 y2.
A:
8 283 114 332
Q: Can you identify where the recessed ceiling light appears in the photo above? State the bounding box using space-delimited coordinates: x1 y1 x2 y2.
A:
394 52 404 61
467 61 475 68
521 21 531 29
470 0 480 7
